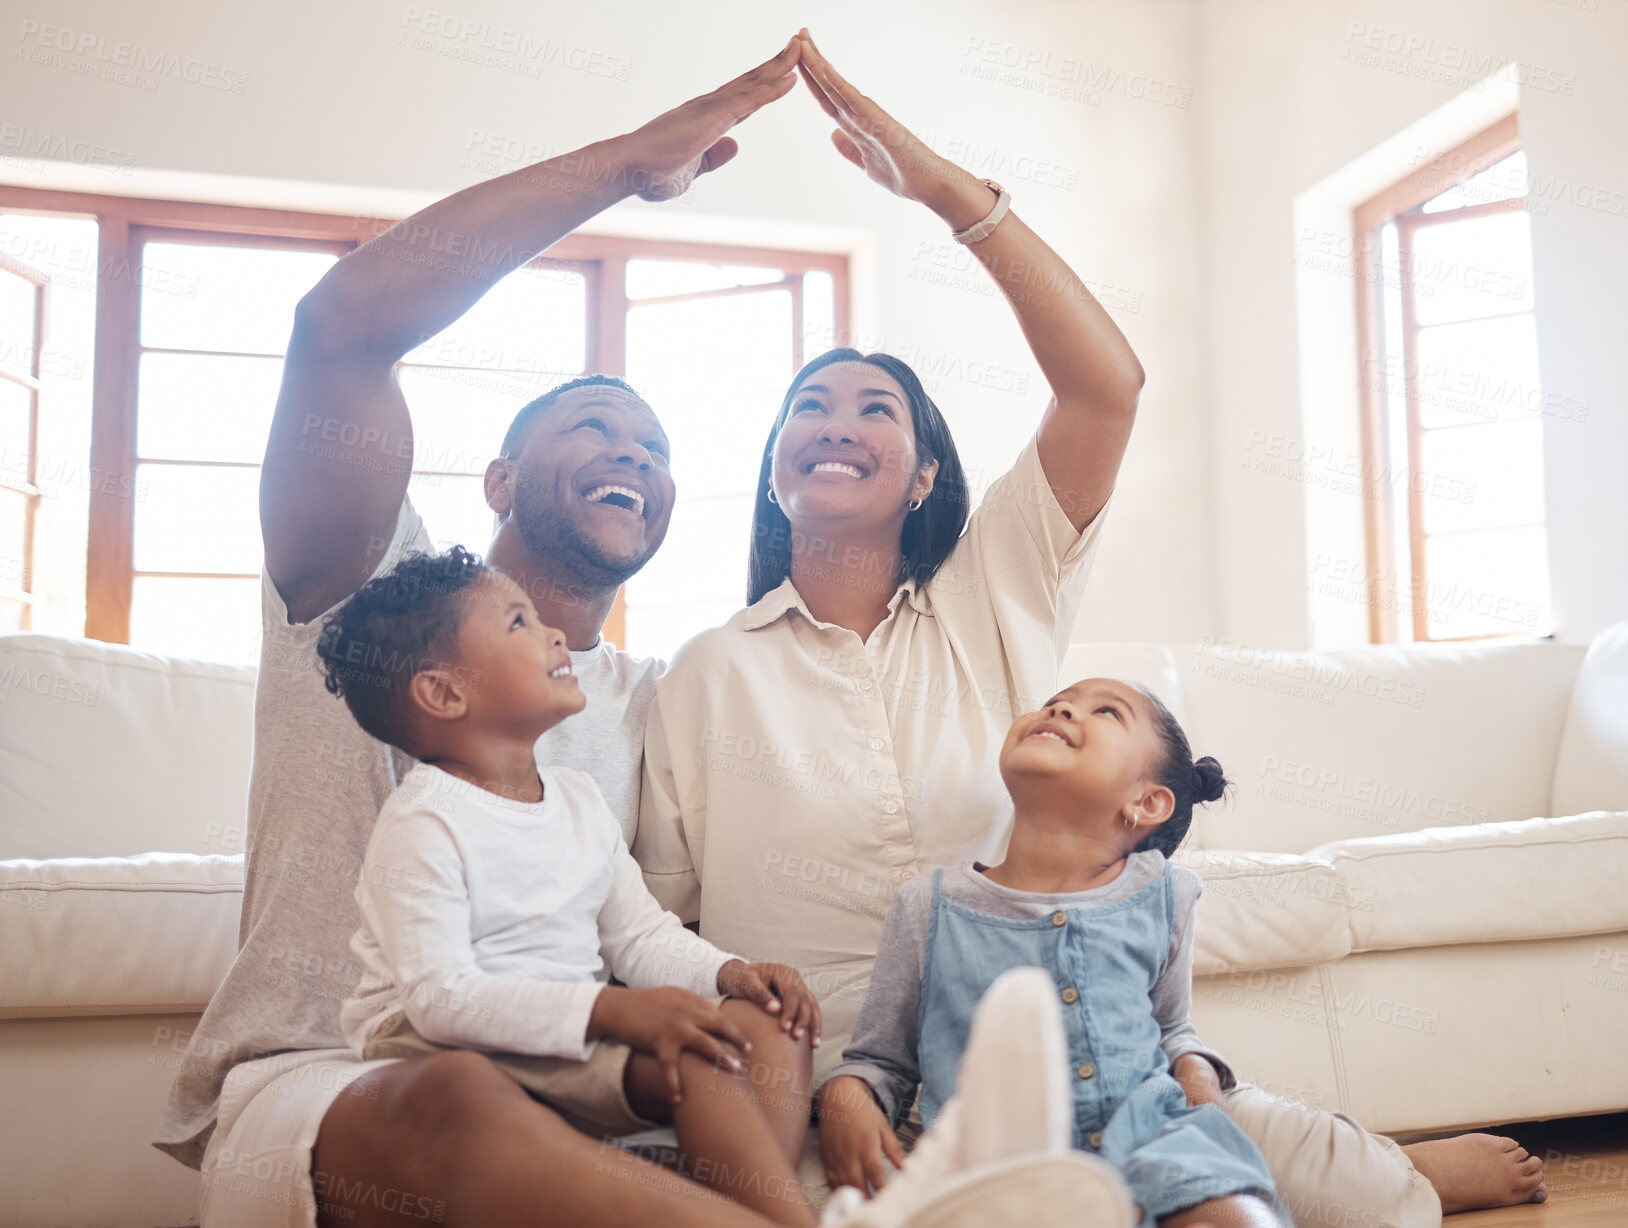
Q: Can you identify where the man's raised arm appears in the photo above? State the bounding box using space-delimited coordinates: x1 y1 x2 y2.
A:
261 41 801 624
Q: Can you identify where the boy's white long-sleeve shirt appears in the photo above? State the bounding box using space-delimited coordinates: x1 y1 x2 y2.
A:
341 763 736 1060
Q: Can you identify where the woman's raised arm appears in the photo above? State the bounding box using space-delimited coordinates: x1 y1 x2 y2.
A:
796 31 1142 531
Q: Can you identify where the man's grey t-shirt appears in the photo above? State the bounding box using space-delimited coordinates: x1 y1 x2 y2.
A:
153 499 662 1167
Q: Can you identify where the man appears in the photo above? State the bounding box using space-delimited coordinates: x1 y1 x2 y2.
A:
154 42 827 1228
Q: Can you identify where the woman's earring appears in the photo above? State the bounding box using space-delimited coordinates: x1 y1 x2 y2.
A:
767 488 779 505
1125 814 1139 830
907 498 923 511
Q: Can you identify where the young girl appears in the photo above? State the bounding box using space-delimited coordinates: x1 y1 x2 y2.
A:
819 678 1285 1228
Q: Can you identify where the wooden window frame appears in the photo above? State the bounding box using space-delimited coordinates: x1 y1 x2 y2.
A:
0 252 50 627
0 184 849 650
1352 114 1525 643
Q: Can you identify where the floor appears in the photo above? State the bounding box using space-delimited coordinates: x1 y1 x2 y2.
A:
1435 1113 1628 1226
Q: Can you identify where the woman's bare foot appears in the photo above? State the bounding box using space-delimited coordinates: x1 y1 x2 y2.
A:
1402 1134 1547 1213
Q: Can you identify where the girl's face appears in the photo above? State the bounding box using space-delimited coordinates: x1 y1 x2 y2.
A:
769 361 937 532
1000 678 1174 831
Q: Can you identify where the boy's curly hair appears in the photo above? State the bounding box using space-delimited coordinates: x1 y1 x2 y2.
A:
315 546 490 752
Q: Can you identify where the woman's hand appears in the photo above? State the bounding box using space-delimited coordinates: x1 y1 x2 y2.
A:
587 985 751 1104
616 38 802 201
1172 1052 1225 1107
795 30 994 228
716 959 822 1045
818 1076 908 1196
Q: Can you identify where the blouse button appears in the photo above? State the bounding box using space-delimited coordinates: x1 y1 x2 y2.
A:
882 799 899 814
1051 912 1067 927
1061 987 1079 1004
1089 1131 1103 1149
860 678 874 692
1076 1063 1095 1079
869 737 885 751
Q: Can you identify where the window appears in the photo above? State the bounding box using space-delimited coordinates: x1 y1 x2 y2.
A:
0 252 48 631
0 186 847 662
1355 115 1552 642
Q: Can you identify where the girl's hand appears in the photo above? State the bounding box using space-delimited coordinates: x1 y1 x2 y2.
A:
818 1076 908 1196
1172 1052 1224 1107
587 986 750 1104
616 39 802 201
716 959 823 1045
795 30 991 226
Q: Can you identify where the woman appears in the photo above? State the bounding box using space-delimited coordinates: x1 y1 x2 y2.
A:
637 31 1545 1226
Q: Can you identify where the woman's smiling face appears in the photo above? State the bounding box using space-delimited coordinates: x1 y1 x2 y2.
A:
769 360 936 529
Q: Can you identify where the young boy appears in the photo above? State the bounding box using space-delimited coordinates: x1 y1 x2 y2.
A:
818 678 1285 1228
317 547 823 1227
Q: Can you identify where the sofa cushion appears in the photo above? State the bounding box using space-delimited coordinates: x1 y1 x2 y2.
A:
1551 621 1628 818
1174 638 1584 853
0 635 256 859
1310 810 1628 953
1175 849 1353 975
0 853 243 1017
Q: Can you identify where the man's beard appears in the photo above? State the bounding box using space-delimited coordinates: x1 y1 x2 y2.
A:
511 479 654 591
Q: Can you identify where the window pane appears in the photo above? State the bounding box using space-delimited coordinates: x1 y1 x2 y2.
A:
0 270 39 374
0 487 27 568
137 352 283 463
132 462 261 574
626 493 755 609
1423 526 1550 639
0 378 32 463
397 365 540 476
626 260 786 300
1414 314 1543 429
625 289 792 501
140 242 338 354
404 263 585 376
804 270 835 356
407 472 493 557
130 575 262 664
1410 211 1534 326
1422 152 1528 213
1417 419 1545 534
625 598 745 660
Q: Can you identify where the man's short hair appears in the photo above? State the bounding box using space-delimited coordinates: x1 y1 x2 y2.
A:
315 546 489 751
499 374 644 460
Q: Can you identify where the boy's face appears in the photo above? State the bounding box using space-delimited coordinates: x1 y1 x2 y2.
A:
999 679 1165 816
444 571 586 734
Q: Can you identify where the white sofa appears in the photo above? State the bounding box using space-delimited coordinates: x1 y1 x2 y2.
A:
3 626 1626 1227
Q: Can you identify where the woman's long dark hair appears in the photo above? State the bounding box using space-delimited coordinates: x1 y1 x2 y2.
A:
746 349 971 605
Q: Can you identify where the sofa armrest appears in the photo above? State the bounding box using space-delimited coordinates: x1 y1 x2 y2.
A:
0 852 243 1018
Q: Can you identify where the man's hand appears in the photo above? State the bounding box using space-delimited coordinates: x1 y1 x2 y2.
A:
617 38 801 201
1172 1052 1224 1107
818 1076 907 1196
587 985 750 1104
715 959 822 1045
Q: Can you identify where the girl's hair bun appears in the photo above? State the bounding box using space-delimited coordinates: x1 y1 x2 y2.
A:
1191 756 1229 805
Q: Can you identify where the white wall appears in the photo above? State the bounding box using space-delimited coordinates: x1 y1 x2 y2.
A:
0 0 1216 644
1197 0 1628 646
9 0 1620 650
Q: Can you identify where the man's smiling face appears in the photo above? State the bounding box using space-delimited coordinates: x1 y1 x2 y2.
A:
495 384 677 587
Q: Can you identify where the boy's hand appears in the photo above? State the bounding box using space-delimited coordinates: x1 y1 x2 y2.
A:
818 1076 906 1196
587 986 750 1104
1172 1052 1224 1107
715 959 823 1046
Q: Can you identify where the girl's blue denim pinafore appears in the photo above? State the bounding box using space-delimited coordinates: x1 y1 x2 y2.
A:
916 865 1280 1224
